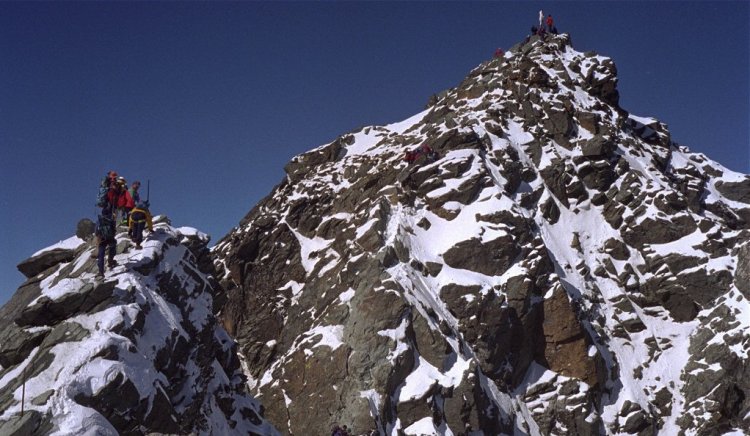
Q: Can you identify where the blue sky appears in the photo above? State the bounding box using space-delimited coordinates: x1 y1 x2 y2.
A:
1 1 748 306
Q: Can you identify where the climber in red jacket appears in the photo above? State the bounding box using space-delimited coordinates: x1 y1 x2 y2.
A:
546 15 557 34
114 177 133 225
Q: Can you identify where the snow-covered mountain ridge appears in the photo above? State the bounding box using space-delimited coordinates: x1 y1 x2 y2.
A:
0 218 278 435
212 33 750 435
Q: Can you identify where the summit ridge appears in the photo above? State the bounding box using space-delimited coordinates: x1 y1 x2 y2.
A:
213 33 750 435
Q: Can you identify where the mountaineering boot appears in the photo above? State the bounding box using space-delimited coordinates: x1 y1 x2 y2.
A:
107 259 117 270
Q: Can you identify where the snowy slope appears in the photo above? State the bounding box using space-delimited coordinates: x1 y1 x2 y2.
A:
213 33 750 435
0 218 278 435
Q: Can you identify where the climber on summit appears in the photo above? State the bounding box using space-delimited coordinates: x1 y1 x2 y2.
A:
546 14 557 34
95 205 117 278
128 200 153 249
494 48 504 59
538 10 544 28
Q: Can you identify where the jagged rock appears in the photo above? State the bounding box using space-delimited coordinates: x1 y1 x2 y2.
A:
0 411 52 436
0 324 49 367
542 286 599 387
579 159 617 191
716 177 750 203
623 215 697 248
16 248 76 279
16 280 117 327
736 243 750 299
541 196 560 224
442 235 519 276
284 140 346 183
442 371 482 433
580 135 616 157
578 112 600 134
441 284 481 319
583 58 620 106
603 238 630 260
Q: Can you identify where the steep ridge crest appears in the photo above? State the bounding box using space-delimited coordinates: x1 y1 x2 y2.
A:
214 33 750 435
0 218 277 435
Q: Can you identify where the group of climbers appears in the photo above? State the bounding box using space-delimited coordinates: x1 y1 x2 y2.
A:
496 12 560 68
531 11 558 37
94 170 153 278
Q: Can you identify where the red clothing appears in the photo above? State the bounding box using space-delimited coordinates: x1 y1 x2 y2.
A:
118 190 133 208
107 187 132 208
124 190 136 208
546 16 554 27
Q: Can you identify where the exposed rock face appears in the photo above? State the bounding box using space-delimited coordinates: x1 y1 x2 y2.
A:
0 222 277 435
16 248 77 279
213 33 750 435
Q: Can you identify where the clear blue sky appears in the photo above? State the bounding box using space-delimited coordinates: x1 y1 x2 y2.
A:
1 1 748 306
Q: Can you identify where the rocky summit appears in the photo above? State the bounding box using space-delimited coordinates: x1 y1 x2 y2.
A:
212 33 750 435
0 218 277 435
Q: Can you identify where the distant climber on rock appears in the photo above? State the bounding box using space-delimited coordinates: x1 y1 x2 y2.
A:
129 200 153 249
494 47 504 58
404 143 438 164
539 9 544 28
95 205 117 278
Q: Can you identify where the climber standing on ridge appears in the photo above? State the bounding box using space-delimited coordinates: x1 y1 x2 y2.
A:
128 200 153 250
96 170 119 213
546 14 558 34
538 10 544 29
116 177 133 226
125 180 141 231
95 205 117 278
128 180 141 208
494 47 504 58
